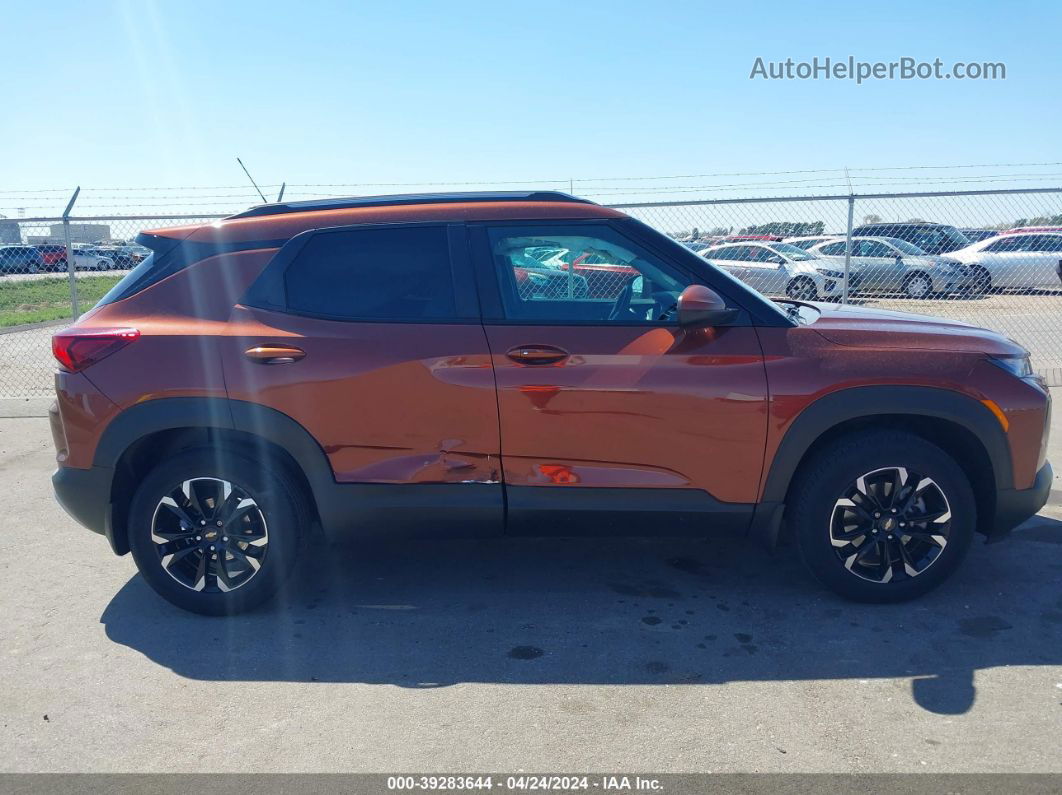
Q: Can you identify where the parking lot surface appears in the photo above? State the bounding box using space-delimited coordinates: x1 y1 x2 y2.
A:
1 414 1060 773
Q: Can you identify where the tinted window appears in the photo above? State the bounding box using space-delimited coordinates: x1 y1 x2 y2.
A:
284 226 456 321
820 242 847 256
1018 234 1062 252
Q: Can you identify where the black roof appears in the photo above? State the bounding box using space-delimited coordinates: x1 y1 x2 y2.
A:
227 191 595 220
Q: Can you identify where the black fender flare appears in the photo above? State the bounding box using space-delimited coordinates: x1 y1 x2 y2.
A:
760 385 1012 505
96 396 338 519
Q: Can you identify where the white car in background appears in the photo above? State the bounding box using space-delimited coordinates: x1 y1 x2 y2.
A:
782 235 840 250
70 244 116 271
701 241 846 301
948 232 1062 291
809 236 975 298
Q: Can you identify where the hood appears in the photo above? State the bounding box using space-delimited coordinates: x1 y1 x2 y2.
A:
804 301 1026 356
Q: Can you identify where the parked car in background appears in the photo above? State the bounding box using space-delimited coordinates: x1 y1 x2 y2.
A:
783 235 840 250
960 229 999 243
35 244 69 272
701 241 845 300
809 236 975 298
70 244 116 271
0 245 44 274
92 244 150 269
851 222 971 255
948 232 1062 292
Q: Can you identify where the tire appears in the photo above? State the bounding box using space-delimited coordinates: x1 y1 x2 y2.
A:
786 276 818 301
127 447 307 615
967 266 991 295
788 430 975 603
902 272 933 299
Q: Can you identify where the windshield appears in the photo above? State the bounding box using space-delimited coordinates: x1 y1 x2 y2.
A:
941 225 971 247
768 242 816 261
882 237 926 255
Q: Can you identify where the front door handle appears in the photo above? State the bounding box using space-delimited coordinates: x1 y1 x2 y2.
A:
506 345 569 365
244 345 306 365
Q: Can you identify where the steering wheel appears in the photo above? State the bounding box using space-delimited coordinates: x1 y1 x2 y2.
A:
607 279 635 321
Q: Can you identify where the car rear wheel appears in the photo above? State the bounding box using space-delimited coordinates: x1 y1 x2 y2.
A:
786 276 818 301
788 430 975 602
903 272 933 299
128 448 306 615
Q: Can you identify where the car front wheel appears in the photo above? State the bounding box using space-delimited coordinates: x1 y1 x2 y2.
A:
903 272 933 299
788 430 975 602
128 448 306 615
786 276 818 301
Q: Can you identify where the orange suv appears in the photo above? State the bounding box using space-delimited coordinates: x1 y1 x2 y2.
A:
49 192 1052 614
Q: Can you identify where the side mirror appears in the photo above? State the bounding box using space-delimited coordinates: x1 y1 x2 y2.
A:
676 284 740 327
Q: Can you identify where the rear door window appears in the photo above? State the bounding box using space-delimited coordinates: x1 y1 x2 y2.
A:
282 226 457 321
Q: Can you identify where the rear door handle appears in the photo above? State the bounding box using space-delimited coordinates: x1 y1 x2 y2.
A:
506 345 569 365
244 345 306 365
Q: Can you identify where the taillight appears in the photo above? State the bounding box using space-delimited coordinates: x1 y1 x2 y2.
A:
51 327 139 372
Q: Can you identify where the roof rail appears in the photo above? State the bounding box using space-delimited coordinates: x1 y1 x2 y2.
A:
226 191 595 220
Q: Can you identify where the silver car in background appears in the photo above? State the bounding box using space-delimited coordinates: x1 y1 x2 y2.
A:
701 241 846 301
808 236 974 298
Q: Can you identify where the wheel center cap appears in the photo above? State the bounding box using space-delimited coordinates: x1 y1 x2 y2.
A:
878 516 897 533
204 529 218 541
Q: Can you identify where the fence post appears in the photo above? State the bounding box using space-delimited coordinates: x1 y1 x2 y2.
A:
842 194 855 304
62 187 81 320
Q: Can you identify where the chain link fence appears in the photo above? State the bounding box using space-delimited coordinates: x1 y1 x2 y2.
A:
0 188 1060 398
0 214 220 397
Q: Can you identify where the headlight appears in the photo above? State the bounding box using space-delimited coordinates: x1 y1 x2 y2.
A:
816 268 845 278
989 355 1034 378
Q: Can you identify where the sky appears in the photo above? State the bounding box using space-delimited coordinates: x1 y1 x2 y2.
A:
1 0 1060 216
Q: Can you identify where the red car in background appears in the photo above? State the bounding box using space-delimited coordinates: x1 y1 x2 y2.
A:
529 247 641 299
35 244 69 272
